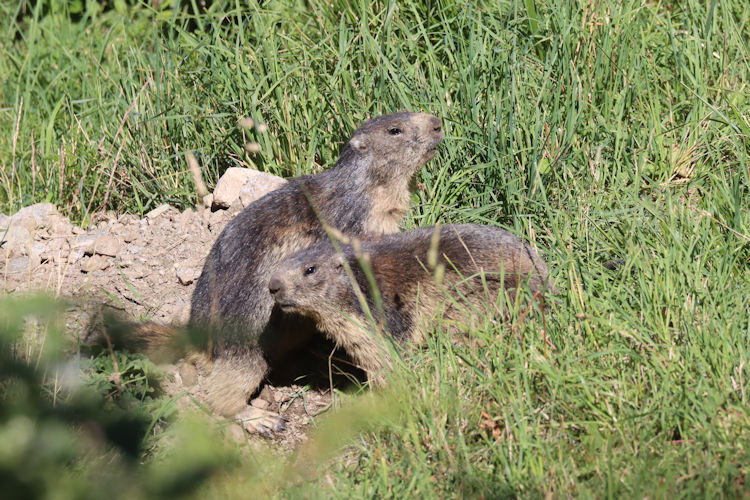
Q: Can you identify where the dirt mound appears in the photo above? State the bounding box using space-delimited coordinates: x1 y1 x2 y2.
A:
1 189 344 449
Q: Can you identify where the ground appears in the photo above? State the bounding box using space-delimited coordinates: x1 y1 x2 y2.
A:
1 199 342 450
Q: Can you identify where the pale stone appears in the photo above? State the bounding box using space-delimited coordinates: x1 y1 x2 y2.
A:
4 256 34 275
208 209 229 232
176 266 198 286
93 234 120 257
0 225 31 246
202 193 213 209
258 386 275 404
121 228 139 243
212 168 261 209
118 214 139 225
146 204 172 219
81 254 109 273
39 238 67 263
228 197 244 217
127 262 147 279
250 398 270 410
126 244 144 256
175 209 194 229
12 203 58 231
238 172 287 207
46 216 73 237
70 234 97 255
30 241 47 258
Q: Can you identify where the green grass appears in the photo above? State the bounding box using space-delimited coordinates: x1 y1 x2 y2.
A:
2 0 749 498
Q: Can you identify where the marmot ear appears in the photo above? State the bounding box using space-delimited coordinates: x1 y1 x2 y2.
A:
334 254 345 269
350 136 367 153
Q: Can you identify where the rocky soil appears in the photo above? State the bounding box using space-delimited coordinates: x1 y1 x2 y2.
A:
1 168 340 450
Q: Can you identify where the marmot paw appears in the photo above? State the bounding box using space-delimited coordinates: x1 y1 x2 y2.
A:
235 406 288 437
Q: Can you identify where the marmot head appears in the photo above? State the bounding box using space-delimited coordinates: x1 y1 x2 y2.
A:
269 243 356 320
340 111 443 184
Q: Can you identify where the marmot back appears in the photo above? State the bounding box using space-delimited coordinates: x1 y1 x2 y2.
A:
269 224 553 386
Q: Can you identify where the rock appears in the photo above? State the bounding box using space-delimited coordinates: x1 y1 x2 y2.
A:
38 237 67 262
156 219 175 233
126 262 147 279
146 204 172 220
4 256 34 275
250 398 270 410
228 197 244 217
42 216 73 238
212 168 261 209
121 228 140 243
29 241 47 259
81 255 109 273
68 232 118 257
70 234 97 255
176 266 198 286
118 214 139 225
202 194 213 209
201 208 212 227
0 213 9 226
91 211 116 226
208 209 229 231
12 203 58 231
175 209 194 230
259 386 276 404
93 235 120 257
127 244 144 255
238 172 287 207
0 225 31 247
155 363 177 382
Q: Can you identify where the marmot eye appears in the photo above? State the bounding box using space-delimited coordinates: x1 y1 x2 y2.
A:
304 266 316 276
388 127 403 136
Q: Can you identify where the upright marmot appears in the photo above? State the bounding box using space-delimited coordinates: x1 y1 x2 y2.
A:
189 112 443 433
268 224 553 386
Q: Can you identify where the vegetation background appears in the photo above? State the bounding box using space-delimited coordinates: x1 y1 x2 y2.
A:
1 0 748 497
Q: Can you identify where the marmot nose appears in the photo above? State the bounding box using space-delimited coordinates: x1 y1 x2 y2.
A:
268 276 283 295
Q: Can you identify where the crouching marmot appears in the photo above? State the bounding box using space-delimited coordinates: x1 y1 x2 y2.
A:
268 224 553 386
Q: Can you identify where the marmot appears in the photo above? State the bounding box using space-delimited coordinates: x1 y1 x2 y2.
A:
268 224 553 386
182 112 442 433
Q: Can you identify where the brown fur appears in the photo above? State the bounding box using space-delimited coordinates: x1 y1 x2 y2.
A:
83 304 184 363
98 112 443 434
268 224 554 385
